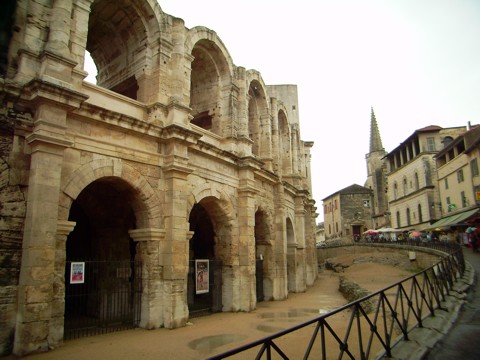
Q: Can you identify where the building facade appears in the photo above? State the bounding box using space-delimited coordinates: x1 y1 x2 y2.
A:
433 124 480 228
322 184 373 241
385 125 467 231
0 0 317 356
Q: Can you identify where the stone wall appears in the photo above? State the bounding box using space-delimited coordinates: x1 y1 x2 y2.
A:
0 0 318 356
318 244 443 271
0 106 29 355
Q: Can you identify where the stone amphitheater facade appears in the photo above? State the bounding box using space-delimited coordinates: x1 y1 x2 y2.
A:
0 0 317 356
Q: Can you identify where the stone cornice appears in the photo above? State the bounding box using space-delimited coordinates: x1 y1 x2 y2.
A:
22 78 88 111
160 124 203 145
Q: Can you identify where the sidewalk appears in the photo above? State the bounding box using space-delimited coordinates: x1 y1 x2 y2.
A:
424 249 480 360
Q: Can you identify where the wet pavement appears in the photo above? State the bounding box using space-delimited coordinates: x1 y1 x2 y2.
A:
14 272 346 360
424 249 480 360
9 250 478 360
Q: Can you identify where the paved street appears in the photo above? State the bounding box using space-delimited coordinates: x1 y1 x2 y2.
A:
425 249 480 360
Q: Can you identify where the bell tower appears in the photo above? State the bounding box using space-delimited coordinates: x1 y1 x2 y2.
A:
364 107 389 228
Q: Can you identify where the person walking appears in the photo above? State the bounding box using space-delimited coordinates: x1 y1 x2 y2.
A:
471 230 478 253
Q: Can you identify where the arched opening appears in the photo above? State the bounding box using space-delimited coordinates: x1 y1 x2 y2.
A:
248 82 262 156
279 110 292 175
85 0 155 100
286 217 296 292
187 201 222 316
190 40 230 136
254 210 273 302
0 0 16 78
64 177 141 339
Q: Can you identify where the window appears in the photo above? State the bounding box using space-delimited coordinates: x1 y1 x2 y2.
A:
406 208 411 226
457 169 464 183
403 178 407 195
471 159 479 177
461 191 467 207
444 178 449 190
427 137 436 151
414 172 419 190
396 211 401 228
418 204 423 223
475 186 480 202
363 199 370 208
446 197 457 212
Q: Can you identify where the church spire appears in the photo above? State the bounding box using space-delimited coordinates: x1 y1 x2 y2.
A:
369 107 384 153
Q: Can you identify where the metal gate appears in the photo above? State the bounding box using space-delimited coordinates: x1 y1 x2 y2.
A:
187 259 222 317
64 260 142 340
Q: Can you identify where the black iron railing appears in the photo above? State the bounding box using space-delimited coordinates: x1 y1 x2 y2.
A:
208 241 465 360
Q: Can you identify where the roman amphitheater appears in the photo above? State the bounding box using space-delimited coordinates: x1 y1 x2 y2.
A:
0 0 317 356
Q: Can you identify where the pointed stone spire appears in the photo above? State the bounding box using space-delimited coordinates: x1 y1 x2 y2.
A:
369 107 384 152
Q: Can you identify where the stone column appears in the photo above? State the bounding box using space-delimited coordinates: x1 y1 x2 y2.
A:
13 111 72 356
291 126 299 177
273 183 288 300
128 228 166 329
45 0 73 57
236 159 258 310
160 126 199 328
49 220 76 347
13 80 86 356
260 114 273 171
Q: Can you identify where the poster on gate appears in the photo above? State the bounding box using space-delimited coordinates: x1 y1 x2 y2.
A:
70 262 85 284
195 259 209 294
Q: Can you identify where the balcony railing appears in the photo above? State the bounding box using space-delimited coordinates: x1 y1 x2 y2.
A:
207 241 465 360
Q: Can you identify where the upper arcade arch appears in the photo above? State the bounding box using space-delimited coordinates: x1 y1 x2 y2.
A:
186 27 235 136
85 0 164 101
278 107 292 175
246 71 270 160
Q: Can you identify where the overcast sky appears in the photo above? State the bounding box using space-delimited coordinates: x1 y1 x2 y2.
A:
87 0 480 222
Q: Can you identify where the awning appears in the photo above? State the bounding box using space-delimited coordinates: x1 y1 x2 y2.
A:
427 208 480 230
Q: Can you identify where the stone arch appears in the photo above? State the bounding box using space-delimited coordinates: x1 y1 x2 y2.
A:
186 27 235 137
286 215 297 292
61 158 161 229
187 183 238 311
246 71 271 159
286 215 296 245
254 204 275 301
187 184 237 255
84 0 164 100
278 106 292 175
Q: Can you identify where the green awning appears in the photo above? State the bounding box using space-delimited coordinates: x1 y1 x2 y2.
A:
428 208 480 230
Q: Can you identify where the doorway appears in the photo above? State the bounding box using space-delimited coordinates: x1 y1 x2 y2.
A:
64 178 141 339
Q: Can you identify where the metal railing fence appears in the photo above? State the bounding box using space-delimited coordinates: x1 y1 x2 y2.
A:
208 241 465 360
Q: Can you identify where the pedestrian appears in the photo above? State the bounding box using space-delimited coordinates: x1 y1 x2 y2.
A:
471 231 478 253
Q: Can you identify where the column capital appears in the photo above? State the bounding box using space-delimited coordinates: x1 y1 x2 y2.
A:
57 220 76 236
129 228 166 242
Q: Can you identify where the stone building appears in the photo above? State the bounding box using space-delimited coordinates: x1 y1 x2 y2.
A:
0 0 317 356
384 125 466 231
431 124 480 229
322 184 373 241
